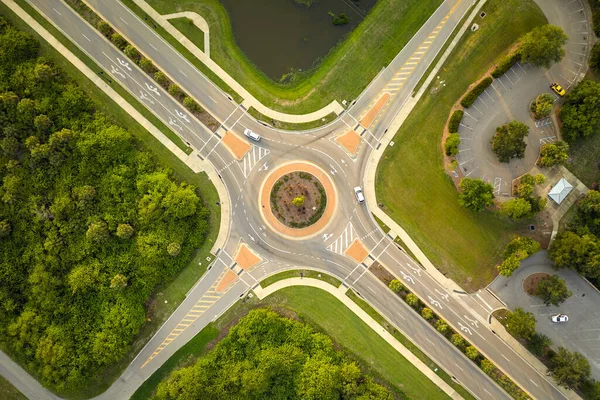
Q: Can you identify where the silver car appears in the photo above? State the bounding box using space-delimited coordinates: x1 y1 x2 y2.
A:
354 186 365 203
244 128 261 141
551 314 568 323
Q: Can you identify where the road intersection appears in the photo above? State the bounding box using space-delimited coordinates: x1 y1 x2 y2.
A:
9 0 586 398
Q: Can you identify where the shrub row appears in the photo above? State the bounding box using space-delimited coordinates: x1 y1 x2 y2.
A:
448 110 464 133
491 52 520 78
444 133 461 157
460 77 493 108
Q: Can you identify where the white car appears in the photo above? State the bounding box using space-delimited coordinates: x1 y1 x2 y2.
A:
244 128 261 141
354 186 365 203
551 314 569 323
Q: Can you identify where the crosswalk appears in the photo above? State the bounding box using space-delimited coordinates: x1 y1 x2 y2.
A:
326 222 357 255
242 145 270 178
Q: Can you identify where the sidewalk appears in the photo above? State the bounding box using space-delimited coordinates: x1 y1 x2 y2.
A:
5 0 230 254
254 278 464 400
130 0 344 124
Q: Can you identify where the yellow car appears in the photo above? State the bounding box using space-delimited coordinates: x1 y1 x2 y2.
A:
551 82 566 97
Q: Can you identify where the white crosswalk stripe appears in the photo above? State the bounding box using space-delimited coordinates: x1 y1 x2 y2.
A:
242 145 270 178
326 222 357 254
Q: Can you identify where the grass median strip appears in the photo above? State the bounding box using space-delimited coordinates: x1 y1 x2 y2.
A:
144 0 443 114
248 107 337 131
376 0 547 291
259 269 342 288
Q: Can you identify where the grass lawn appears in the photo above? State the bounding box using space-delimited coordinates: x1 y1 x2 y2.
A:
259 269 342 288
0 376 26 400
248 107 338 131
134 287 454 400
170 17 204 52
0 2 221 398
375 0 547 291
565 69 600 188
143 0 443 114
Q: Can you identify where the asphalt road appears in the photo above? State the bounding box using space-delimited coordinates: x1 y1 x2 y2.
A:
11 0 576 399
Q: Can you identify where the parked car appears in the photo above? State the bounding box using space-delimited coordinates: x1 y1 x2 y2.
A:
244 128 261 141
550 82 566 97
354 186 365 203
551 314 569 323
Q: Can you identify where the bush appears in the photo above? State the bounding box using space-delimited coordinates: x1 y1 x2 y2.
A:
183 96 201 113
154 71 170 87
451 333 465 348
458 178 495 212
388 279 404 293
110 33 127 50
405 293 419 307
481 359 495 374
501 197 532 219
97 20 112 36
328 12 349 26
533 93 555 119
466 346 479 360
421 307 434 320
435 319 448 334
168 84 183 99
491 52 520 78
139 58 155 74
448 110 464 133
528 333 552 357
461 77 493 108
593 10 600 37
123 45 140 62
444 133 461 156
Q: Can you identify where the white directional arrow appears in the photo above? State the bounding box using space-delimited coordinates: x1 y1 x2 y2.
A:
259 162 269 171
145 82 160 96
175 110 190 123
400 271 414 285
427 295 442 309
248 234 255 242
341 159 347 166
117 57 132 71
407 263 421 276
464 315 479 328
139 91 154 104
435 289 450 302
323 233 333 241
168 117 182 131
110 65 125 79
458 322 472 336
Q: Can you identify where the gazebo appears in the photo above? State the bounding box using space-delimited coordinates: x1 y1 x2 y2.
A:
548 178 573 204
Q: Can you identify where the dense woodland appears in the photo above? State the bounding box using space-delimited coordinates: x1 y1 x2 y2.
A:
0 18 210 391
155 309 393 400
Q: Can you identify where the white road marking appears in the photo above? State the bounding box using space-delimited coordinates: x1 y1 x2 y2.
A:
149 43 158 50
367 286 377 294
119 17 129 26
178 68 188 78
82 33 91 42
454 363 464 371
53 8 61 15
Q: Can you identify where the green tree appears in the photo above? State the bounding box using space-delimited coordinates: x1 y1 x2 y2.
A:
451 333 465 348
154 71 169 87
559 80 600 142
498 236 541 277
465 346 479 360
97 20 112 36
480 359 495 374
168 84 183 99
548 347 591 389
528 333 552 357
388 279 404 293
116 223 134 239
576 190 600 236
458 178 495 212
535 275 572 306
421 307 434 320
549 231 600 279
590 42 600 73
183 96 201 113
0 27 39 67
292 196 305 206
110 274 128 290
139 58 155 74
518 25 568 68
444 133 461 156
435 319 448 334
539 140 569 167
123 44 140 62
501 197 532 219
67 264 99 294
491 121 529 163
110 33 127 50
506 308 536 339
167 242 181 257
0 219 11 237
405 293 419 307
86 221 109 243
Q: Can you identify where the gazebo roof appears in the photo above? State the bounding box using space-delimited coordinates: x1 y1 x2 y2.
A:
548 178 573 204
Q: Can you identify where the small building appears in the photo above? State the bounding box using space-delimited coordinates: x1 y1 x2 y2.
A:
548 178 573 204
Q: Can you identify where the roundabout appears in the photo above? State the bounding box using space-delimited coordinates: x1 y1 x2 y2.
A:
259 161 337 240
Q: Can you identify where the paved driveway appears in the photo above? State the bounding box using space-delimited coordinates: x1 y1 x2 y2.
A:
490 251 600 379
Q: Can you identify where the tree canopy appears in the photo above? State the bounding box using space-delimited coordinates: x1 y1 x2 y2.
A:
548 347 591 390
155 309 393 400
506 308 536 340
535 275 572 306
498 236 541 277
559 80 600 142
458 178 495 212
539 140 569 167
491 121 529 163
518 25 568 68
0 18 210 392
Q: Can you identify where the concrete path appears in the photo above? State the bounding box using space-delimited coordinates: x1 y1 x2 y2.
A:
130 0 344 123
0 350 59 400
254 278 464 400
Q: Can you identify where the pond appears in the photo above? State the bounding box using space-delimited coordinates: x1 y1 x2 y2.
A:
218 0 378 81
